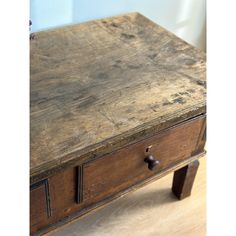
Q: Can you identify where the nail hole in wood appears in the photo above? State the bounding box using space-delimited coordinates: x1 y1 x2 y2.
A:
145 145 152 152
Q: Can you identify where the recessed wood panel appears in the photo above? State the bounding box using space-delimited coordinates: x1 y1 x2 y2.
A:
30 179 51 233
49 167 78 217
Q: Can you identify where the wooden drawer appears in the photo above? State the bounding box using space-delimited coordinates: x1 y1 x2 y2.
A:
82 116 206 205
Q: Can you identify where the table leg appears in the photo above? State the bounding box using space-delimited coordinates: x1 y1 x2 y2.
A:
172 159 200 200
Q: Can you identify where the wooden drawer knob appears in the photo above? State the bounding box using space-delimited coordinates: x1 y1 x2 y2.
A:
144 155 160 171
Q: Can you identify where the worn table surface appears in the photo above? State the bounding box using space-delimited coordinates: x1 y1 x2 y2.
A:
30 12 206 181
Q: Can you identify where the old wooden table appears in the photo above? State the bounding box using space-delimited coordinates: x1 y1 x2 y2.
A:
30 12 206 235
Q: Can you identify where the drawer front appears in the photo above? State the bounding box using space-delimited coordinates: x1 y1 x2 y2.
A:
83 116 206 205
30 179 51 232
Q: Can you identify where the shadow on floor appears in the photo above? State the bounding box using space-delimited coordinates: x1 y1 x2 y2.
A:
49 186 178 236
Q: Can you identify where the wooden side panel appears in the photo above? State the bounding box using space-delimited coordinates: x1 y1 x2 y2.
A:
49 168 78 219
30 168 84 235
30 180 51 234
83 116 205 206
192 118 206 155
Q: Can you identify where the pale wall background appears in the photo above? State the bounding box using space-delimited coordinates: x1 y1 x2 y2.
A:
30 0 206 51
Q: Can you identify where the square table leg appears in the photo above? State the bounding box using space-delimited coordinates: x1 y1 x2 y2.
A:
172 159 200 200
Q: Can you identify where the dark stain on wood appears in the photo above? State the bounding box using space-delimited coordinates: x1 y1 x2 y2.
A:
128 64 140 69
138 30 145 35
182 58 196 65
186 89 196 93
179 92 189 96
110 22 119 28
76 96 97 109
171 93 180 98
120 32 136 39
148 53 158 60
196 80 206 88
96 72 109 80
173 97 186 104
150 104 160 112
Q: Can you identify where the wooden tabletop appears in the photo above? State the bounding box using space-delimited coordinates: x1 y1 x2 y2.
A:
30 12 206 181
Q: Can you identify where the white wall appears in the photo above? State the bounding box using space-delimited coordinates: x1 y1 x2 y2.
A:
30 0 206 51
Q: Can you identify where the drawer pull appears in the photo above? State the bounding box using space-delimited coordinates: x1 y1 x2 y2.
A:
144 155 160 171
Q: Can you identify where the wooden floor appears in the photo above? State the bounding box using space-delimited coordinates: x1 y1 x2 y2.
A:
47 157 206 236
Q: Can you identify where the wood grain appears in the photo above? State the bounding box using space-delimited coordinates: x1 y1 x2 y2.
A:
46 158 206 236
30 12 206 182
